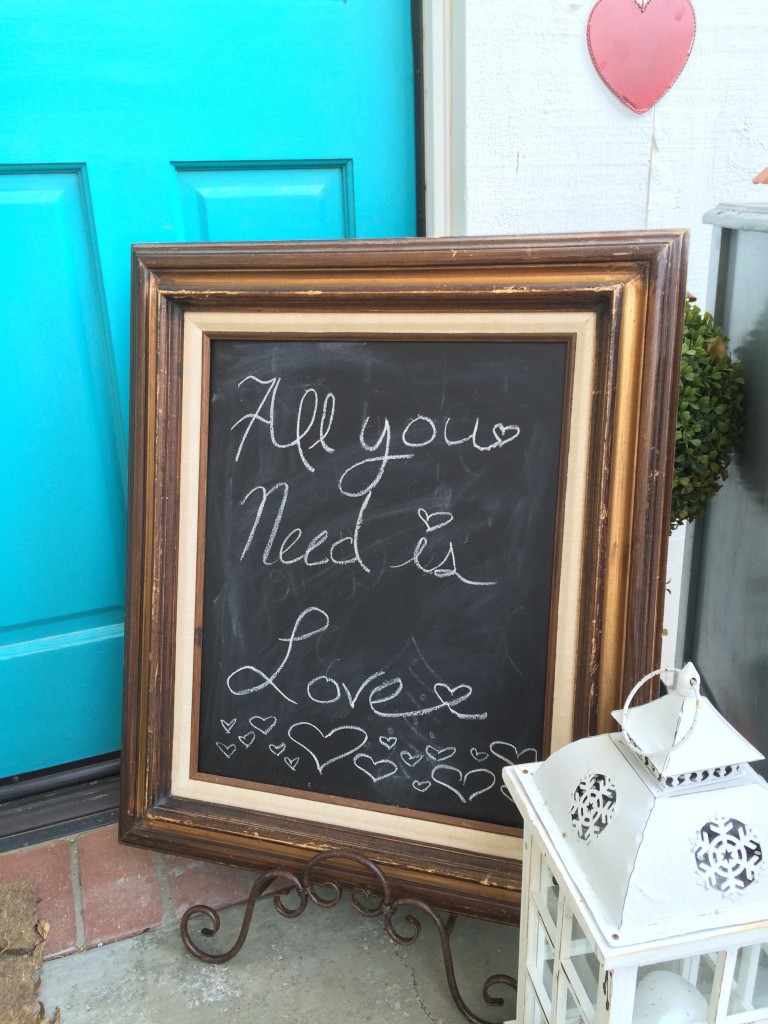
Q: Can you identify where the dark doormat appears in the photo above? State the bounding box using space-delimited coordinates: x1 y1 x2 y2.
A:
0 882 60 1023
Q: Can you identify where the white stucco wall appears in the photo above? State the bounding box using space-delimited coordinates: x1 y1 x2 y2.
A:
433 0 768 668
457 0 768 303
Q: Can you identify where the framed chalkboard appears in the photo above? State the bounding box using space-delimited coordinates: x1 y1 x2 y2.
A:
121 233 687 920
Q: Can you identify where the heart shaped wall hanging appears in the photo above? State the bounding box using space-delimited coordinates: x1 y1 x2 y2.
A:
587 0 696 114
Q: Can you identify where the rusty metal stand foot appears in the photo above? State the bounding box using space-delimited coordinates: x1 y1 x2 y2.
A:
180 850 516 1024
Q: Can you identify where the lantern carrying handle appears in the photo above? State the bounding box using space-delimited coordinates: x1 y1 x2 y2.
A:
621 665 702 759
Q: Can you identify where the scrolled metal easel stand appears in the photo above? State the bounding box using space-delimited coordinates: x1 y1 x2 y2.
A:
180 850 516 1024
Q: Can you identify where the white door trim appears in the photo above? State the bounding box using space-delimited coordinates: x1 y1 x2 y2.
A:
422 0 467 236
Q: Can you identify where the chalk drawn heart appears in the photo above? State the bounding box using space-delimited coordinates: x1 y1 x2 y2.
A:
501 784 515 803
492 423 520 445
379 735 397 751
413 780 432 793
216 742 236 759
269 742 286 757
433 683 472 707
400 750 423 768
249 715 277 735
288 722 368 774
425 745 456 762
587 0 696 114
489 741 538 766
431 766 496 804
470 748 489 762
238 731 255 749
220 719 236 734
417 508 454 532
284 756 299 771
353 754 398 782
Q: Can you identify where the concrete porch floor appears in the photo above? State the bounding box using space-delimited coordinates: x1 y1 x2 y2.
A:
0 824 519 1023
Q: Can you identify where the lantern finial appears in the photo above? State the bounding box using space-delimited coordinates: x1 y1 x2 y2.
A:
614 662 762 787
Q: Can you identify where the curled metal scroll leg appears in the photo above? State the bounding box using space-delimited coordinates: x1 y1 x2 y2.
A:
385 898 516 1024
179 853 517 1024
180 869 304 964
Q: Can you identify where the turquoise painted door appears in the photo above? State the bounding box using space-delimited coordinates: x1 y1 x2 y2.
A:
0 2 417 778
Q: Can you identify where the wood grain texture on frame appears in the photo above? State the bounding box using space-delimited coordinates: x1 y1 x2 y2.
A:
120 233 688 921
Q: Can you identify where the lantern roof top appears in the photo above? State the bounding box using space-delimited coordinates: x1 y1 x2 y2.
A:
611 663 762 784
504 665 768 950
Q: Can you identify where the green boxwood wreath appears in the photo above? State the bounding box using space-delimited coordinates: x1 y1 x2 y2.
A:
671 297 745 530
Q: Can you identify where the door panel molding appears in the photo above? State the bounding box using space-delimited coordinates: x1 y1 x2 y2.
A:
0 163 126 776
174 159 355 241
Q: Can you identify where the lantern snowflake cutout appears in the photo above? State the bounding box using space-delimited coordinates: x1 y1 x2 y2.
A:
503 663 768 1024
570 772 618 843
694 815 764 896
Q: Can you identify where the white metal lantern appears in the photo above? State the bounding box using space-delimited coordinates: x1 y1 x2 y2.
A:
504 663 768 1024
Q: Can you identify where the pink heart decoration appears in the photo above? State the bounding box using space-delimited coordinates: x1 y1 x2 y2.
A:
587 0 696 114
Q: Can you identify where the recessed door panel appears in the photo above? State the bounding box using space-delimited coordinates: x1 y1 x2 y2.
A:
176 162 354 241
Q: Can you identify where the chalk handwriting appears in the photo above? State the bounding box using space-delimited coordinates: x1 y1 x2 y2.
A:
226 608 488 723
443 418 520 451
233 378 521 475
392 536 496 587
230 374 523 596
338 417 414 498
233 376 335 471
239 482 371 572
227 606 329 703
367 677 487 721
213 361 535 812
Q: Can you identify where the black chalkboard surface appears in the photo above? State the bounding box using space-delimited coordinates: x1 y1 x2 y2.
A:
197 337 567 825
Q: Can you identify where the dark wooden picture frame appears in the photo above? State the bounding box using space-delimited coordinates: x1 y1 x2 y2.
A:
121 233 688 921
